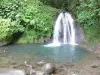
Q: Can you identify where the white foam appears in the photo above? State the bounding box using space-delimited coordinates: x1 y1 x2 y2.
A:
44 43 61 47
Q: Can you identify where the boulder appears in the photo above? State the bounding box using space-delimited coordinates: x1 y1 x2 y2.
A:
42 63 55 75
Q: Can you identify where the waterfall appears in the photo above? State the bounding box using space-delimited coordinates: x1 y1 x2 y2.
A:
44 12 77 47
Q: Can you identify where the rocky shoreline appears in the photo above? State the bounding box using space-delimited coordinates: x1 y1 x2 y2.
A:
0 57 100 75
79 43 100 53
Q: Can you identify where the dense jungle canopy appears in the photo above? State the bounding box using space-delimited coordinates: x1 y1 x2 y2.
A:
0 0 100 45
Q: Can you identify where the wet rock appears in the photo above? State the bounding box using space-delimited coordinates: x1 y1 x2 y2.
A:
89 60 99 69
55 64 65 74
70 72 78 75
95 47 100 53
29 69 36 75
35 71 44 75
37 60 46 66
97 55 100 60
24 61 36 75
0 68 25 75
24 61 32 70
91 65 98 68
42 63 55 75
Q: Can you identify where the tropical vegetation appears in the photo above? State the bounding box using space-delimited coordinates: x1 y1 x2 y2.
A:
0 0 99 45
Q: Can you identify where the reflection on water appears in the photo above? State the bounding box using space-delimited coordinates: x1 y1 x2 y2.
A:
0 44 90 65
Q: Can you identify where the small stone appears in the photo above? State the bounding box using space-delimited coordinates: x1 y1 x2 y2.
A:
91 65 98 68
37 60 46 66
24 61 32 70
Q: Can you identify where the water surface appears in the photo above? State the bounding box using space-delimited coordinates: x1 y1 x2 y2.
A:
0 44 91 67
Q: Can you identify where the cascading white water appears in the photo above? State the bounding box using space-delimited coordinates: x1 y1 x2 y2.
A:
44 12 77 47
64 13 76 44
53 12 76 44
53 13 63 44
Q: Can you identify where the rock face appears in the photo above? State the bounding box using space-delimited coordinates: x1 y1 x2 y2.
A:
0 68 25 75
75 24 85 44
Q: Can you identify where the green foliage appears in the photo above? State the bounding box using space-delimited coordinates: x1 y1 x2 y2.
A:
39 0 79 15
17 0 57 43
76 0 100 43
0 0 57 44
0 0 24 43
0 0 22 19
0 18 24 40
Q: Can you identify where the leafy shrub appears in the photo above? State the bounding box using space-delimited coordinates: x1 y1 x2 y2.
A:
0 0 57 43
17 0 57 43
76 0 100 43
0 0 22 19
0 18 24 41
